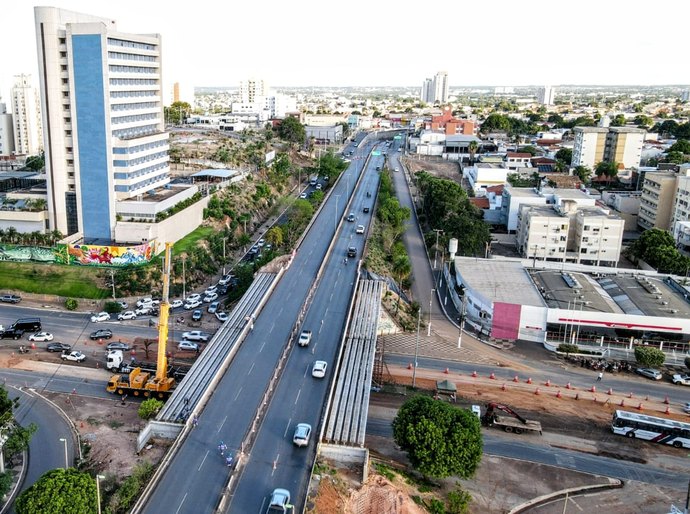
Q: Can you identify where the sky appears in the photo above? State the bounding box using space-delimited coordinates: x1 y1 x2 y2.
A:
1 0 688 100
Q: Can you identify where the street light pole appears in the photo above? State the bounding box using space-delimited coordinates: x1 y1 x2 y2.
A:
59 438 68 469
182 256 186 300
458 294 467 349
412 308 421 388
427 288 435 337
433 229 443 268
222 237 227 276
96 474 105 514
334 195 341 232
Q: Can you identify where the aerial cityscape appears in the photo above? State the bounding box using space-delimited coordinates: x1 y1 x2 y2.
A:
0 3 689 514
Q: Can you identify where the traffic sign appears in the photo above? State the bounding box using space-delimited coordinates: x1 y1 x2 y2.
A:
372 151 381 156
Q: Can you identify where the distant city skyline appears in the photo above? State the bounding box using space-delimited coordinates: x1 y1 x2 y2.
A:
2 0 688 101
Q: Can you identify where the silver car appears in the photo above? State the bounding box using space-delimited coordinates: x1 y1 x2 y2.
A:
292 423 311 447
635 368 662 380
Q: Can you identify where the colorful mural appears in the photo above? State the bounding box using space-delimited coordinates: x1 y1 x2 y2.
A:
55 242 155 266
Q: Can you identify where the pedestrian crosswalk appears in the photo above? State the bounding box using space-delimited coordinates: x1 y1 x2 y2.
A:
380 333 496 364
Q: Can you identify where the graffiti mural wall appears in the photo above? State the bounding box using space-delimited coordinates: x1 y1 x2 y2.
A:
55 242 155 266
0 244 57 263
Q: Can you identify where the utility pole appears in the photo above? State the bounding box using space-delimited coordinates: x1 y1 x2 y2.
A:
222 237 227 275
182 257 186 300
412 308 421 388
109 270 116 300
458 294 467 349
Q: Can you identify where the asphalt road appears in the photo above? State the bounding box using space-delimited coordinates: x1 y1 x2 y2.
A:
142 137 376 514
383 354 690 408
227 141 386 513
366 415 684 490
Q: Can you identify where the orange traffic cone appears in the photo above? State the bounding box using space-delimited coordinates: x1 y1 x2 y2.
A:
628 391 633 398
534 387 540 395
664 396 670 405
665 406 671 415
513 375 519 382
526 377 532 384
556 390 562 398
545 379 551 387
444 368 449 374
566 382 572 389
472 371 477 378
637 403 643 411
590 385 596 393
501 383 506 391
407 363 412 370
607 388 613 395
620 399 625 407
489 372 496 380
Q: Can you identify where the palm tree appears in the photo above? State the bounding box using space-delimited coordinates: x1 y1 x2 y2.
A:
468 140 479 165
6 227 17 245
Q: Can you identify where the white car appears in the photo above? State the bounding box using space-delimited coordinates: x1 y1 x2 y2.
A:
299 192 307 199
184 299 202 310
257 239 265 247
298 330 312 347
61 351 86 362
29 332 54 342
203 292 218 303
134 306 153 316
218 274 233 286
215 312 229 322
136 297 159 308
90 312 111 323
293 423 312 447
117 311 137 321
208 301 220 314
186 293 202 303
116 300 128 310
170 299 184 309
312 360 328 378
356 225 365 234
178 340 199 352
182 331 210 342
204 285 218 296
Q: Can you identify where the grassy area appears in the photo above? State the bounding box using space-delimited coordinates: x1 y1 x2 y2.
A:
0 261 109 299
172 226 215 255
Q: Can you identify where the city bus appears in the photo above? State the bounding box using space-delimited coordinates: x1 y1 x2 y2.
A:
611 410 690 448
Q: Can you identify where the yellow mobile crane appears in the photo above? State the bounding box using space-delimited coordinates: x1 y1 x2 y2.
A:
106 242 176 399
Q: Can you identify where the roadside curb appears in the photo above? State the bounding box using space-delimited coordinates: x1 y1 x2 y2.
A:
508 475 623 513
29 388 82 461
0 449 28 514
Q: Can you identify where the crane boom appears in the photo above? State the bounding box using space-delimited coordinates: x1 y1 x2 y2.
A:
155 242 172 382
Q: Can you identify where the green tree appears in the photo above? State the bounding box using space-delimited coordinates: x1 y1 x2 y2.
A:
138 398 164 420
627 228 681 272
634 346 665 368
555 148 573 165
165 101 192 125
65 298 79 311
517 145 538 156
480 113 511 133
663 151 686 164
15 468 97 514
4 423 37 460
594 161 619 182
0 471 13 500
265 226 284 248
392 395 482 479
610 114 627 127
633 114 653 128
277 117 306 146
669 139 690 154
573 165 592 184
24 152 45 171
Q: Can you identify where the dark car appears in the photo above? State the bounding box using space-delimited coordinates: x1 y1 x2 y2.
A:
363 206 370 213
0 294 21 304
192 310 203 322
347 246 357 258
0 328 24 340
46 342 71 353
90 329 113 340
106 341 130 351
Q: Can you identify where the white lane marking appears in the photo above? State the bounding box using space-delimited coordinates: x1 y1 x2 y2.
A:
248 362 255 375
233 387 243 401
175 493 188 514
197 452 209 472
284 418 292 438
217 416 227 433
259 341 266 353
295 389 301 404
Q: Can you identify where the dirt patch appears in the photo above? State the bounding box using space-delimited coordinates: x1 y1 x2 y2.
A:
44 392 167 477
402 157 461 183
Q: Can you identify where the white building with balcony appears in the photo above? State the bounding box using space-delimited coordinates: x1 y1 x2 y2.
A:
464 163 508 196
11 74 43 156
35 6 179 242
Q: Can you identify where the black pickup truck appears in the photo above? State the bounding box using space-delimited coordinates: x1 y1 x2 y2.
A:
0 328 24 340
